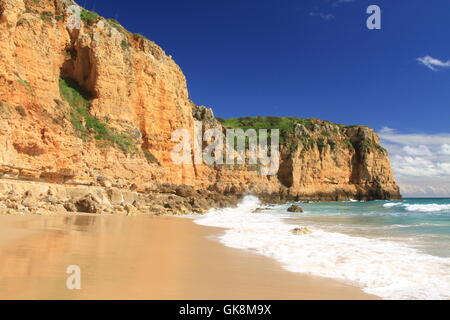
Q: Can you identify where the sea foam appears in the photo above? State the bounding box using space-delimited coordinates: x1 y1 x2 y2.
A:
383 202 403 208
404 204 450 212
195 196 450 300
383 202 450 213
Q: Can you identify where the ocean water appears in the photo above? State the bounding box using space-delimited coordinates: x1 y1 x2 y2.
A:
194 196 450 300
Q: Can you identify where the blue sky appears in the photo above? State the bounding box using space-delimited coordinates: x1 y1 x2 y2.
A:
78 0 450 196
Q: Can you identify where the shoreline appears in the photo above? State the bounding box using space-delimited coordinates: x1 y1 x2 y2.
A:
0 214 377 300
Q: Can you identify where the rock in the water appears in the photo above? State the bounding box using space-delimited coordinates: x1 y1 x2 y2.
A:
75 194 100 213
287 205 303 213
291 227 312 235
252 208 265 213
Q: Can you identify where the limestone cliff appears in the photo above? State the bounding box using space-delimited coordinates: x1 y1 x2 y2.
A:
198 113 401 201
0 0 401 208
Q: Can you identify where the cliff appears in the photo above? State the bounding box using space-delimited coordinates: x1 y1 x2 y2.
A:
0 0 401 215
212 116 401 202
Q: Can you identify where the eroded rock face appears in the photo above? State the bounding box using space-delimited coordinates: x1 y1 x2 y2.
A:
0 0 197 188
0 0 401 207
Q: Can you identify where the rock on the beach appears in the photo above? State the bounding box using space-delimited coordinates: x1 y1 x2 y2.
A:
21 198 38 208
132 199 146 210
64 201 77 212
75 194 101 213
175 185 196 198
287 205 303 213
97 176 112 188
291 227 312 235
44 195 59 205
124 204 138 216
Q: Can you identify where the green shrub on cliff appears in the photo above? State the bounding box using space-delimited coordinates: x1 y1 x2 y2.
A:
321 130 331 137
40 11 53 23
219 117 385 156
80 9 99 25
317 138 326 151
360 140 387 155
220 116 316 144
344 140 355 150
107 18 122 30
143 149 161 166
221 116 294 132
301 137 314 151
121 39 131 51
13 71 33 94
59 77 135 153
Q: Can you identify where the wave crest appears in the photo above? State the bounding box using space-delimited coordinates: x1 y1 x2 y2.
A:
405 204 450 212
383 202 403 208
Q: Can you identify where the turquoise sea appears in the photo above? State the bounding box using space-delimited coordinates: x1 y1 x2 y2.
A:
195 196 450 300
291 198 450 258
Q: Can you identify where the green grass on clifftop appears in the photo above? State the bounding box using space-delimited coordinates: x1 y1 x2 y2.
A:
219 116 314 132
219 116 386 155
219 116 318 146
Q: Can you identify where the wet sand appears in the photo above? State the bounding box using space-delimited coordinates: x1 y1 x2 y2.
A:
0 214 377 300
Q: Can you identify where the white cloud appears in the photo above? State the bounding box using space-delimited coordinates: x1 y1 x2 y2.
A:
380 127 395 134
440 144 450 155
399 183 450 198
380 127 450 145
378 128 450 197
309 12 335 21
437 162 450 175
397 176 450 197
403 145 432 156
417 55 450 71
391 155 440 177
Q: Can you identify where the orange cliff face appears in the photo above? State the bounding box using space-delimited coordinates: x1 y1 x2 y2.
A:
0 0 199 189
0 0 401 201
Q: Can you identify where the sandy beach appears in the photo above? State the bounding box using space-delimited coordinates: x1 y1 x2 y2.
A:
0 214 376 300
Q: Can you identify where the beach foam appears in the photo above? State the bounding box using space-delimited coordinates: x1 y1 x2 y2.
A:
383 202 450 213
383 202 403 208
195 196 450 300
404 204 450 212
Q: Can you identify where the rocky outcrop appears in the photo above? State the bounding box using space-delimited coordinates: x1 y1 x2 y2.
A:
287 205 303 213
0 0 401 216
0 179 239 216
291 227 312 235
207 118 401 202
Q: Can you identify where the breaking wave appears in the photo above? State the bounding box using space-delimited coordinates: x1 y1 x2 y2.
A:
195 196 450 300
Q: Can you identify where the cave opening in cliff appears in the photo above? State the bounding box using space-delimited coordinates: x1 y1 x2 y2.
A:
277 156 294 188
60 45 97 99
